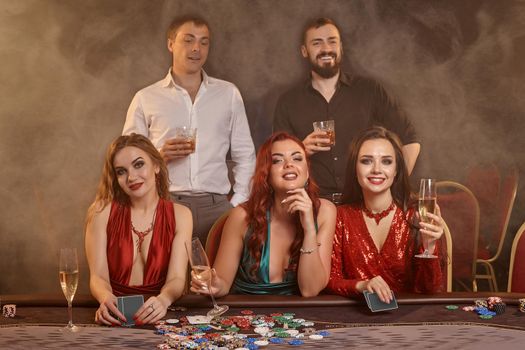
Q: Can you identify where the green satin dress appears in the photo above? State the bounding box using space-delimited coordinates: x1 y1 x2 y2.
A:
230 211 299 295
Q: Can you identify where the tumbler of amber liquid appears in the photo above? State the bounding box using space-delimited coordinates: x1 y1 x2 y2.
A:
313 120 335 146
175 126 197 153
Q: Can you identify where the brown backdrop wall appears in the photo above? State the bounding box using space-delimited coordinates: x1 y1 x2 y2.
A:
1 0 524 295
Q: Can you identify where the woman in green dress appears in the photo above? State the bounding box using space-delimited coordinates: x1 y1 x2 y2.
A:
191 132 336 296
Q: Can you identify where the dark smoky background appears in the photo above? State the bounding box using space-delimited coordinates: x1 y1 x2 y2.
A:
0 0 524 294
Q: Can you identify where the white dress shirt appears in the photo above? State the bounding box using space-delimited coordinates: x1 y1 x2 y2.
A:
123 70 255 206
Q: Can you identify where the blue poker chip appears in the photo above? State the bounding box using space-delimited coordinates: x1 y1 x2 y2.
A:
288 339 304 346
247 344 259 350
318 331 330 337
269 337 285 344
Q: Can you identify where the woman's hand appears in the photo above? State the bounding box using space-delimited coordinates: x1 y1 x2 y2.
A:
358 276 393 303
282 188 315 231
189 268 222 296
134 295 169 325
419 204 445 251
95 294 125 326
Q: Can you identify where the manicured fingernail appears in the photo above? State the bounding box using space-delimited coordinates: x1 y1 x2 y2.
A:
281 199 286 203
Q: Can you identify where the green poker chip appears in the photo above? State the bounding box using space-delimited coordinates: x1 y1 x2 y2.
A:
445 305 459 310
479 314 493 319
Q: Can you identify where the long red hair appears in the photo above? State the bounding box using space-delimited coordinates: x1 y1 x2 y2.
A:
241 132 321 277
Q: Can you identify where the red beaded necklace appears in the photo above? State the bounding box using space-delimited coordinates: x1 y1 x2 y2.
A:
362 201 395 225
131 207 157 253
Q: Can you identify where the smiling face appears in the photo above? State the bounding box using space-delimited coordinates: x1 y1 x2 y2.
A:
356 139 397 196
301 23 342 79
268 139 309 192
168 21 210 76
113 146 160 200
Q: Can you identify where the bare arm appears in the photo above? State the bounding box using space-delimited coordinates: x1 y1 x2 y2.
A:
296 198 336 296
191 206 247 297
402 143 420 175
85 203 125 325
135 203 192 324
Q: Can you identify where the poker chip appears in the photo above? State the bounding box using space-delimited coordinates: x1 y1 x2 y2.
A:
285 329 299 337
241 309 254 315
2 304 16 318
475 299 488 308
309 334 324 340
462 306 475 312
445 305 459 310
165 318 179 324
288 339 304 346
269 337 285 344
492 303 506 315
479 314 493 319
519 299 525 313
318 331 330 337
254 340 269 346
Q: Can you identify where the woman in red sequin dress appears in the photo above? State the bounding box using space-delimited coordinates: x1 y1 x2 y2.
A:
326 127 445 302
85 134 192 325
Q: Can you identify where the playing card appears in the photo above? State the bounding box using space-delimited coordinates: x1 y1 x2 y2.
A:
117 295 144 326
363 290 398 312
186 315 213 324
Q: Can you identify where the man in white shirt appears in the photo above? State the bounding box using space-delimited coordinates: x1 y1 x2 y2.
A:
123 15 255 244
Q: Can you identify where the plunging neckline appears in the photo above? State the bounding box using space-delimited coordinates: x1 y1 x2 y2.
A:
361 206 398 254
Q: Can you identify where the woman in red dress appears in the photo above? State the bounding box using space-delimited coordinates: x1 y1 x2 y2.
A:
326 127 445 303
85 134 192 325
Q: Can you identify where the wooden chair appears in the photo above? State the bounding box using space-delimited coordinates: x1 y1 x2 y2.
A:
442 222 453 292
507 222 525 292
473 167 518 291
204 210 231 266
436 181 480 292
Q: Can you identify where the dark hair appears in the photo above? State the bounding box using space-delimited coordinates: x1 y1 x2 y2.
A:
302 17 341 45
167 15 210 40
342 126 411 210
241 132 321 277
87 133 170 223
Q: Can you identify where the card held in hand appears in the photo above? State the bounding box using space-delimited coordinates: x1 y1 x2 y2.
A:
363 290 398 312
117 295 144 326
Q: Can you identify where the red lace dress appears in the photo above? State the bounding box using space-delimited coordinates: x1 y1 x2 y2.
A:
326 204 442 296
106 199 175 296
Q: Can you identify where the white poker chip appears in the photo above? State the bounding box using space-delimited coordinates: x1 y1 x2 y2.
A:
254 326 270 334
221 335 234 340
302 321 314 327
254 340 269 346
165 318 179 324
286 329 299 337
309 334 324 340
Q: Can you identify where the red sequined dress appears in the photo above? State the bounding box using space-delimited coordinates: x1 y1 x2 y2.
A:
106 199 175 296
326 204 442 296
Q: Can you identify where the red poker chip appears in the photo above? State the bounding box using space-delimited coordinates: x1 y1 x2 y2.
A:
241 309 254 315
270 313 282 317
220 319 234 325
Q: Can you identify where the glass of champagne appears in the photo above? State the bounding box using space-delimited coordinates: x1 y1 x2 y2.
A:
415 179 438 258
185 238 228 318
59 248 80 332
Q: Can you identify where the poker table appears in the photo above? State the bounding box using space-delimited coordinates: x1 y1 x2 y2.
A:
1 292 524 349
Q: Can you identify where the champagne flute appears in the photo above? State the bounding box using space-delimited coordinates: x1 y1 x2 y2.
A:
185 238 229 318
59 248 80 332
415 179 438 258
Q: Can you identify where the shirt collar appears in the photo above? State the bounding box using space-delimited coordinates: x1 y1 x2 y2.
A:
162 68 210 88
304 70 352 90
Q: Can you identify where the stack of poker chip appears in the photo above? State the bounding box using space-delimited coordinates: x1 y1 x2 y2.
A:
2 304 16 318
487 296 506 315
518 298 525 313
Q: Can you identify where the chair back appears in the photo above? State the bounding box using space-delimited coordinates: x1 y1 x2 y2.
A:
442 221 453 292
205 210 231 266
436 181 480 291
466 164 518 260
490 167 518 261
508 222 525 292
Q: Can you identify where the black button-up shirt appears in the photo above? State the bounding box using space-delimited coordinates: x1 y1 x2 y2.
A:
273 72 418 197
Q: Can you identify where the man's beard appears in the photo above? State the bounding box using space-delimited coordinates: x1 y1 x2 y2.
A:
309 51 341 79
